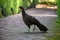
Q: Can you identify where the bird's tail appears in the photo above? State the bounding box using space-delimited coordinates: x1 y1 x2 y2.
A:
36 23 48 32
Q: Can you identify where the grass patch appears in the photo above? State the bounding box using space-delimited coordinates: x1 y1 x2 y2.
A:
47 20 60 40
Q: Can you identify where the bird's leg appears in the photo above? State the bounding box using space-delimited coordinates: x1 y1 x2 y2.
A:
32 25 35 31
28 26 30 32
28 28 30 32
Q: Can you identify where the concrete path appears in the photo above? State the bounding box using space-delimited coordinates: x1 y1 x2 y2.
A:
0 8 57 40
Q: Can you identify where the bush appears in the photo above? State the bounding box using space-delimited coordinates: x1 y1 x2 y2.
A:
40 1 57 6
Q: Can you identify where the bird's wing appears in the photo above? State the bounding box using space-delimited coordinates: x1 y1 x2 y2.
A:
26 15 39 24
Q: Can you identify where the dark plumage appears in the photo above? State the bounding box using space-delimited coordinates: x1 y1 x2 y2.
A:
19 7 48 32
0 6 7 17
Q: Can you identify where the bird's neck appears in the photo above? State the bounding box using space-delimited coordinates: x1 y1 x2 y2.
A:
22 9 26 17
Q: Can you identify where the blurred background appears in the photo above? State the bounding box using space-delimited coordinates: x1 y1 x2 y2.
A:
0 0 57 17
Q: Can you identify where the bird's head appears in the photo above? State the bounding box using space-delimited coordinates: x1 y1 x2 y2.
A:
19 6 24 10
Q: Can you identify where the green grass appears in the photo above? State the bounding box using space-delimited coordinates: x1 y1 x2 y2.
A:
47 30 60 40
48 20 60 40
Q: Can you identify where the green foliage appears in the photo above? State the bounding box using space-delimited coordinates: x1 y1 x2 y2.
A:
5 0 11 15
29 0 39 8
57 0 60 24
0 0 57 17
22 0 31 8
19 0 23 6
47 21 60 40
48 34 60 40
40 1 57 6
0 0 20 17
13 0 20 14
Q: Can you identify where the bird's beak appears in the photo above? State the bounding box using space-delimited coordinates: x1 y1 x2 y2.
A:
19 6 24 10
19 7 22 10
19 7 22 11
19 7 21 9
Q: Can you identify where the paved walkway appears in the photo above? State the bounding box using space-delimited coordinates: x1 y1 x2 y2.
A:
0 8 57 40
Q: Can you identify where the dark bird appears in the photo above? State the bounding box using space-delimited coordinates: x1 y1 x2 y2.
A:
19 6 48 32
0 6 7 17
